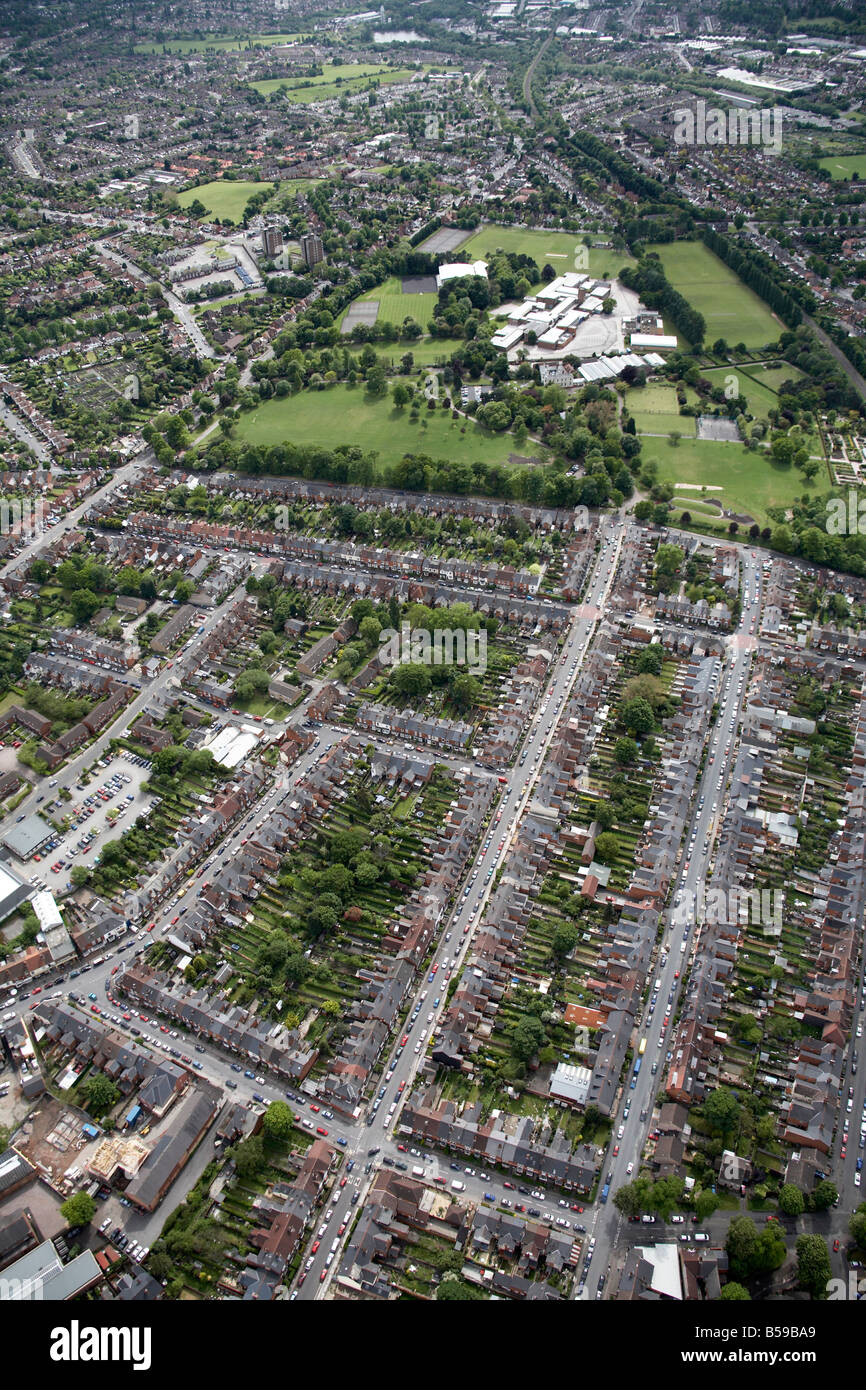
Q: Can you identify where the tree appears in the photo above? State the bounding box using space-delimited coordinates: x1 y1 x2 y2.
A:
510 1015 546 1062
551 924 578 958
703 1086 741 1137
593 832 619 864
694 1189 719 1222
61 1191 96 1227
796 1233 831 1299
725 1215 758 1280
233 668 270 700
720 1281 750 1301
85 1073 119 1116
233 1134 266 1178
810 1180 838 1213
849 1205 866 1250
70 865 90 887
620 697 654 735
262 1101 294 1142
450 673 482 710
614 736 638 765
778 1183 805 1217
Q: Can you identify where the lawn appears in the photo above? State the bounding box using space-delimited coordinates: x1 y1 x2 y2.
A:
703 365 823 457
645 436 806 525
250 64 421 100
626 383 697 437
346 276 438 330
818 154 866 180
231 383 542 470
177 180 274 223
135 32 310 53
647 241 782 350
459 224 636 279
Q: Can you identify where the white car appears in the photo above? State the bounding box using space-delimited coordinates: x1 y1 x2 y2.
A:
626 1161 634 1175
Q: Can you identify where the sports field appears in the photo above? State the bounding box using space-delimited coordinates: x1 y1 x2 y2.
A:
644 436 806 525
347 276 437 330
626 383 697 437
702 364 823 458
135 33 309 53
460 224 635 279
250 64 421 100
818 154 866 180
176 178 318 223
647 241 781 350
177 180 272 223
231 384 542 470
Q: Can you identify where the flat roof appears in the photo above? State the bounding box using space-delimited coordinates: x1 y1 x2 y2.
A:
1 1239 101 1300
1 814 54 859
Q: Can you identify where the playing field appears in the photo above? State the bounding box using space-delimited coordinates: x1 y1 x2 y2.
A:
460 225 635 279
177 180 273 223
818 154 866 180
647 241 781 350
135 32 309 53
702 364 823 459
231 384 543 470
626 383 697 437
645 436 806 525
250 64 421 100
346 276 437 330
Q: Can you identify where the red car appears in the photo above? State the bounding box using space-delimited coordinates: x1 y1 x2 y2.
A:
339 1176 347 1188
298 1272 307 1286
833 1239 841 1252
319 1270 327 1282
316 1126 328 1137
171 916 179 925
310 1104 320 1113
311 1241 320 1254
613 1144 620 1156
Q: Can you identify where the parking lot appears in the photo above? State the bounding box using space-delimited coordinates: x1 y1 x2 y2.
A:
25 753 154 893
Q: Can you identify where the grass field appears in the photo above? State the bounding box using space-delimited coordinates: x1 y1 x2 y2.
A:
644 436 806 525
647 241 782 350
231 384 542 470
177 180 273 223
627 383 697 437
702 365 823 459
460 225 635 279
818 154 866 180
347 276 437 330
250 64 421 100
135 33 310 53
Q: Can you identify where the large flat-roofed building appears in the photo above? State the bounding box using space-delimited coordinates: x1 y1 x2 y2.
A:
0 1238 102 1300
0 814 54 862
435 259 488 290
0 859 32 922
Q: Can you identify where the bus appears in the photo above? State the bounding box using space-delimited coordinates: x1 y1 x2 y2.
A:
638 1037 647 1057
600 1182 610 1204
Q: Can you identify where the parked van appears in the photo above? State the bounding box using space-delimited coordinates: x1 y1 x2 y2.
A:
451 1180 465 1192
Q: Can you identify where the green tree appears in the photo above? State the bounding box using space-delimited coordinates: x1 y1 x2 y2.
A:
262 1101 294 1142
796 1233 831 1299
719 1282 751 1301
60 1191 96 1227
703 1086 741 1137
778 1184 805 1217
85 1073 119 1116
